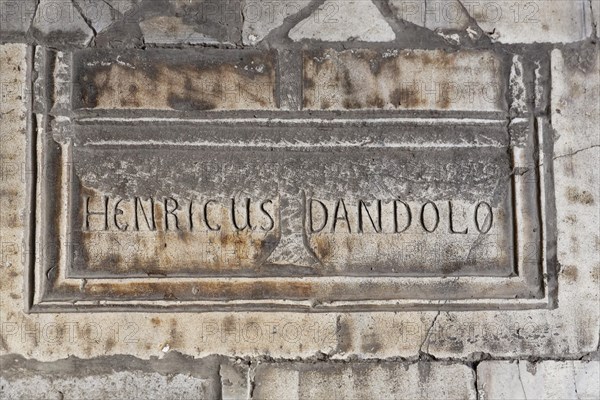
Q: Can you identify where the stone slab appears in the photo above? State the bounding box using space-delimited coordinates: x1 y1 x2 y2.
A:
242 0 312 45
0 0 37 41
0 354 222 400
477 360 600 399
471 0 592 43
135 0 242 45
303 49 506 111
220 361 248 400
30 0 94 46
389 0 472 31
72 49 277 110
288 0 396 42
26 46 552 312
73 0 120 35
253 362 477 400
67 121 514 279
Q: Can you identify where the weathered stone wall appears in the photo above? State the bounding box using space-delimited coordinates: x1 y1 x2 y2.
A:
1 1 599 399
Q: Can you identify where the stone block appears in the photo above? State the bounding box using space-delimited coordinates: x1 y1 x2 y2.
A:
242 0 312 45
135 0 242 45
253 362 477 399
303 49 505 111
220 361 249 400
288 0 396 42
0 0 37 41
477 360 600 399
0 354 221 400
471 0 592 43
30 0 94 46
72 48 277 110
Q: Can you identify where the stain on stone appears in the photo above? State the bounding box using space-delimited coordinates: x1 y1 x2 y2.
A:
314 236 332 261
525 362 537 375
304 49 501 111
565 214 577 224
417 362 431 382
222 316 236 334
341 69 355 96
567 187 594 205
397 87 425 108
366 95 385 108
75 50 276 111
591 263 600 284
360 332 382 354
335 317 352 354
561 265 578 282
169 319 181 348
105 338 116 352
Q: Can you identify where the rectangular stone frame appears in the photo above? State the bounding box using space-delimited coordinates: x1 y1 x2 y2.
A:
24 46 556 313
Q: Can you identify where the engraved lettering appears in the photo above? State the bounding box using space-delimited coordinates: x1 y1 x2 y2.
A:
231 198 253 231
164 197 180 231
332 199 351 233
188 199 194 231
309 199 328 233
420 201 440 233
358 200 382 233
260 200 275 231
204 199 221 231
134 197 155 231
83 195 108 231
393 200 412 233
474 201 494 234
113 198 128 231
448 201 468 234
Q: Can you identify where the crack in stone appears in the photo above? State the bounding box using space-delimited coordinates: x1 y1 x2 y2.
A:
247 362 257 400
418 308 443 356
100 0 118 15
538 144 600 168
70 0 97 46
571 361 582 400
589 0 598 37
517 360 528 400
554 144 600 161
26 0 42 36
472 362 480 400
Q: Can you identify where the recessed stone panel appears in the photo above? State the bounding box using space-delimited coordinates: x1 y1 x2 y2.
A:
72 49 277 111
67 120 513 278
303 49 506 112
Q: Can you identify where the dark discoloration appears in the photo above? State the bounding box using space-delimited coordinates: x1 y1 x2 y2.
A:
360 332 382 354
591 263 600 283
567 187 595 205
314 236 332 261
561 265 578 282
30 28 92 48
335 317 352 354
75 49 276 111
104 338 116 352
83 280 316 301
0 353 223 398
303 49 502 111
366 94 385 108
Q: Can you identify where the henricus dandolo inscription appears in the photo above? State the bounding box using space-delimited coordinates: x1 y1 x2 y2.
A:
26 47 552 312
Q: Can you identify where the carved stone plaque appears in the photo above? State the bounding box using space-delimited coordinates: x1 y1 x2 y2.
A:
27 47 552 312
